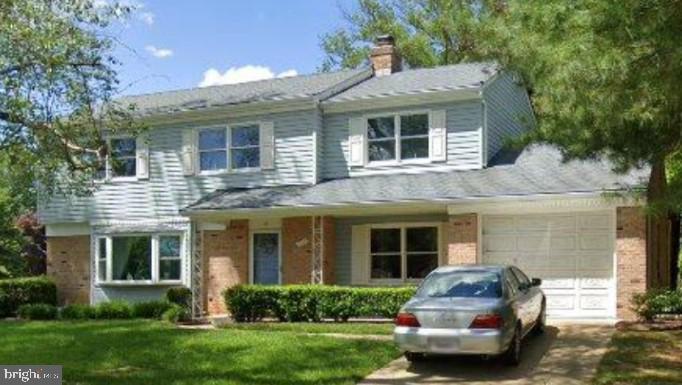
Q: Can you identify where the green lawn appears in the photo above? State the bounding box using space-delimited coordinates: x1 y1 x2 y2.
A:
0 320 400 385
593 330 682 385
222 322 394 335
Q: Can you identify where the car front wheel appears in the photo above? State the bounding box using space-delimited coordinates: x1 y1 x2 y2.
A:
503 324 522 366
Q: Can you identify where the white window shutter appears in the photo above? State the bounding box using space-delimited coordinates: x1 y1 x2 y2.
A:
429 109 447 162
351 225 369 285
348 117 367 166
136 135 149 180
181 129 196 176
259 121 275 170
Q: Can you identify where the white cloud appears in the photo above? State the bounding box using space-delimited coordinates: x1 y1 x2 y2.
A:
138 11 155 25
145 45 173 59
198 65 298 87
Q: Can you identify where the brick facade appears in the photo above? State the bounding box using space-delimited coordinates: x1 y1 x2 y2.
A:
322 217 336 284
616 206 648 320
446 213 479 265
46 236 90 305
204 220 249 315
281 217 313 284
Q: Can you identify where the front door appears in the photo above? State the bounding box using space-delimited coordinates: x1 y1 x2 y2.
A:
252 232 280 284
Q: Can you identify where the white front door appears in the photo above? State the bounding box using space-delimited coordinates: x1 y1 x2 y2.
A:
482 211 615 318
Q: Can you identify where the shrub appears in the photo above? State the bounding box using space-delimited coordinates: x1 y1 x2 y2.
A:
162 304 190 323
632 290 682 320
17 303 58 320
60 304 96 320
132 300 173 319
223 285 416 322
0 276 57 317
166 287 192 309
94 300 133 319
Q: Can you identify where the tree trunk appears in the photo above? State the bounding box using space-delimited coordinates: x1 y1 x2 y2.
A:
670 213 680 289
646 158 673 289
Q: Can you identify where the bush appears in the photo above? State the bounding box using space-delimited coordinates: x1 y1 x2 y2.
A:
60 304 96 320
0 276 57 317
132 300 173 319
166 287 192 309
94 300 133 319
223 285 416 322
162 304 189 323
17 303 58 320
632 289 682 320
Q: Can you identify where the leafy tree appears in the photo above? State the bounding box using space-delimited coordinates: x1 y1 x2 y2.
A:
482 0 682 288
319 0 506 71
0 0 142 196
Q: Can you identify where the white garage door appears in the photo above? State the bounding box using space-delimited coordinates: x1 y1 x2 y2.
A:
482 211 615 318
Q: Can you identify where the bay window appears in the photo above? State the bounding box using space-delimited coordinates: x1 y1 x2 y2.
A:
96 234 183 284
370 225 439 282
367 113 429 163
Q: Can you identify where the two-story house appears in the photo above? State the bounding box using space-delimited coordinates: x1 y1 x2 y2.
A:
40 36 649 320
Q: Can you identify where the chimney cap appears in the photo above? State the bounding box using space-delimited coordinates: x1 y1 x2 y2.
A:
375 35 395 46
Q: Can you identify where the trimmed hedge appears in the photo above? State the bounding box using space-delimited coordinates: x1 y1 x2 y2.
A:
632 289 682 320
61 304 96 320
18 303 58 320
224 285 416 322
166 287 192 309
132 300 173 319
94 300 134 319
0 276 57 317
162 304 190 323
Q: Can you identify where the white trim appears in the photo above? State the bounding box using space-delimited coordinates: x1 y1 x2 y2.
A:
198 222 227 231
195 122 263 175
365 111 431 165
249 230 282 284
447 195 630 215
46 223 91 237
322 88 481 114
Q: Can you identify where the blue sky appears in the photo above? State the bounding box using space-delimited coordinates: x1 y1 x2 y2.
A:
111 1 355 96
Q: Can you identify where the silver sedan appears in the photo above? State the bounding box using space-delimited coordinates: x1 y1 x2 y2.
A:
394 265 545 365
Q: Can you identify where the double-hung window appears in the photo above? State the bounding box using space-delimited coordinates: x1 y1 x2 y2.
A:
96 234 183 284
370 225 439 282
110 137 137 178
367 113 429 163
197 124 261 172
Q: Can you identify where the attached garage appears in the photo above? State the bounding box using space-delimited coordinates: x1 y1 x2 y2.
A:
482 211 616 319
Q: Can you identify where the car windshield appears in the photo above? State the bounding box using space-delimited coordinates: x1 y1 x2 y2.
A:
416 270 502 298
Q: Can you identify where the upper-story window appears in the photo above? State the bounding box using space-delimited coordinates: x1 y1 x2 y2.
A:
197 124 261 172
110 137 137 177
367 113 429 163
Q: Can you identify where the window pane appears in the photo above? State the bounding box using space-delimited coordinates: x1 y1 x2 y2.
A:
231 148 260 169
111 157 136 177
371 228 401 253
371 254 401 279
200 150 227 171
407 227 438 252
160 236 180 258
401 137 429 159
111 138 136 157
401 114 428 136
368 117 395 139
160 260 181 280
407 253 438 279
199 128 226 150
368 140 396 161
232 125 259 147
112 236 151 281
98 238 106 281
98 260 107 281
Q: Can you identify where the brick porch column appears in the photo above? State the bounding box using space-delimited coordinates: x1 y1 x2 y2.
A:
616 207 647 320
446 213 479 265
204 219 249 315
46 235 91 305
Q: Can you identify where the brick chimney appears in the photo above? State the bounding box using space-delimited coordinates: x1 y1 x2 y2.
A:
370 35 402 76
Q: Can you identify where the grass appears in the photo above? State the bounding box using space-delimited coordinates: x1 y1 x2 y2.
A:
593 330 682 385
222 322 395 335
0 320 400 385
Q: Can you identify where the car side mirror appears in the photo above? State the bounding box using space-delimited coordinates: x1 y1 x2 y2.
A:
531 278 542 287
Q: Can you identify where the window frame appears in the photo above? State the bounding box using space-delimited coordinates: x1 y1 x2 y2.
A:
368 222 441 284
93 135 138 182
196 123 262 174
365 110 431 165
95 232 184 286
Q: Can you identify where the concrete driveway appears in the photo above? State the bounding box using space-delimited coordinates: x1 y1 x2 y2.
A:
359 324 614 385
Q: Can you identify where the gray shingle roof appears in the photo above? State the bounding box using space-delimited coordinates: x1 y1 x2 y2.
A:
118 68 370 116
325 62 497 103
183 145 648 213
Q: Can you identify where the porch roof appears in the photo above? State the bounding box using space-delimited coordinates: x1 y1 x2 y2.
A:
181 145 648 214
